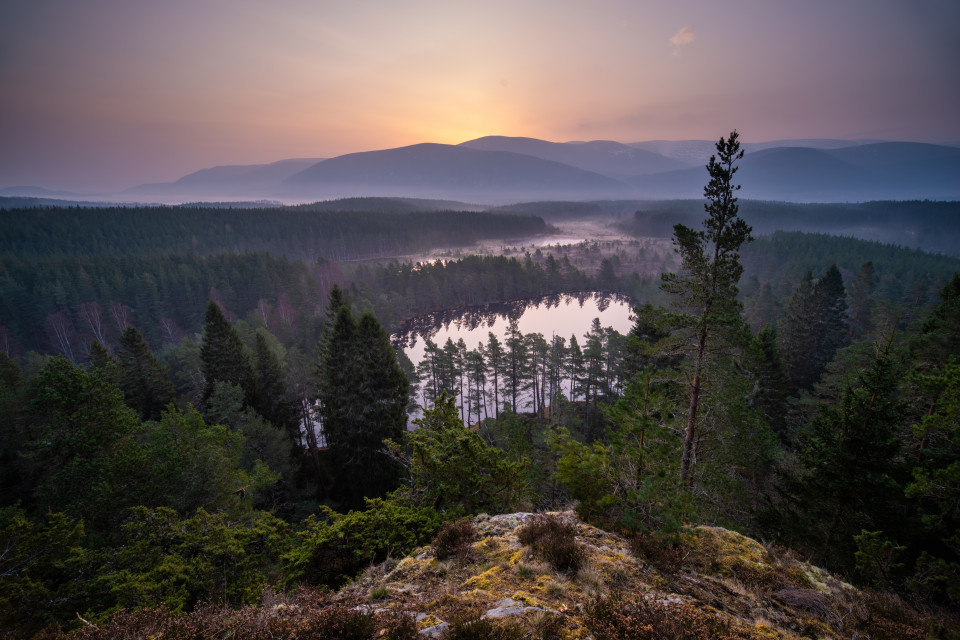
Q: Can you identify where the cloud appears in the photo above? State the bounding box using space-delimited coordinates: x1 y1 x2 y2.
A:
669 26 695 54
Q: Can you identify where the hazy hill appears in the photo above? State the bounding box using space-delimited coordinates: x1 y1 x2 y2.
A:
460 135 690 177
629 141 960 201
278 143 631 201
124 157 324 198
10 136 957 204
630 138 884 166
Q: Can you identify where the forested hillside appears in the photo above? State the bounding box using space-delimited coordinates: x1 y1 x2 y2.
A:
621 199 960 256
0 205 546 260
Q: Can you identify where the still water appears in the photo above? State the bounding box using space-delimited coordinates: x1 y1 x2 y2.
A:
392 292 635 369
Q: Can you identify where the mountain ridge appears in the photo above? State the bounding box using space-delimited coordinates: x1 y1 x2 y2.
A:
7 136 959 204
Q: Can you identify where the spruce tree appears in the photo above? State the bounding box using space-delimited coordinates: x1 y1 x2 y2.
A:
661 130 753 485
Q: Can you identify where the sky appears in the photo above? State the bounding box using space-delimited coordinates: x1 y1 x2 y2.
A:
1 0 958 192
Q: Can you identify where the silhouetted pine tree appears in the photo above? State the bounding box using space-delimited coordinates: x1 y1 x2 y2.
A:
200 301 253 403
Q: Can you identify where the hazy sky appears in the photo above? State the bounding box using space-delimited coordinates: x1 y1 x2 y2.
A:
2 0 958 191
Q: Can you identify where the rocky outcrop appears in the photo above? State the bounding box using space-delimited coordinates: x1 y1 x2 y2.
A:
330 512 934 639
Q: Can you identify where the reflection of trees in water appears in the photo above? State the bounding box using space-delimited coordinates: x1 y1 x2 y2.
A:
391 292 633 351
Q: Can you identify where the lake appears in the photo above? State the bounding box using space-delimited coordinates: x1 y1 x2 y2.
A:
393 292 635 364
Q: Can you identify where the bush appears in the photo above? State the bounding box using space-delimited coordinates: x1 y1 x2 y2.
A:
440 617 525 640
432 519 478 560
585 595 760 640
283 496 443 588
517 514 585 573
61 593 419 640
628 532 683 573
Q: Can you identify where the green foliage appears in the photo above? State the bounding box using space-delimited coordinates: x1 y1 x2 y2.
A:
904 359 960 604
282 496 442 588
552 370 689 538
772 335 907 572
26 357 145 533
139 406 274 516
100 507 291 616
396 393 529 515
0 506 88 635
854 530 905 590
115 326 175 420
318 296 409 508
0 351 29 506
200 301 254 402
251 329 299 440
661 131 753 485
777 265 849 391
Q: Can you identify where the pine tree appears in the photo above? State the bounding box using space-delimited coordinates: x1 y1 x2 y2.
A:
317 303 408 509
251 330 298 440
115 326 175 420
774 333 906 571
660 130 753 485
779 265 849 392
752 325 792 442
200 301 253 403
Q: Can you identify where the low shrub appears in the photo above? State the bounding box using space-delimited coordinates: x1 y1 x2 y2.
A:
440 617 526 640
585 595 761 640
63 595 419 640
628 532 683 573
516 513 585 573
283 496 443 588
432 519 478 560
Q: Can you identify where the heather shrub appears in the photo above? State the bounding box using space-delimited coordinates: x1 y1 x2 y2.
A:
628 532 683 573
517 513 585 573
585 595 761 640
432 518 478 560
440 617 526 640
65 598 418 640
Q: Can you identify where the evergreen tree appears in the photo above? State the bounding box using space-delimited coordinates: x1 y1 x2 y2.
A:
0 352 29 507
26 357 145 534
848 261 876 339
660 130 753 485
115 326 175 420
814 264 849 369
200 301 253 403
752 325 792 443
772 334 907 572
486 332 504 418
251 330 299 442
778 265 849 392
503 317 529 411
317 304 407 509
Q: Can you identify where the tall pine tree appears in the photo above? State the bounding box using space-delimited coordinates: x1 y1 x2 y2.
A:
661 130 753 485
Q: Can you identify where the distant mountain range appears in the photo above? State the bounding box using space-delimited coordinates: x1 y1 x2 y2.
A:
3 137 958 204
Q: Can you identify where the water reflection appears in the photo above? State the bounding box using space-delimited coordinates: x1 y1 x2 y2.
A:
392 292 635 367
